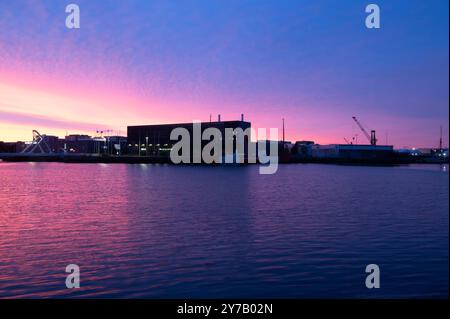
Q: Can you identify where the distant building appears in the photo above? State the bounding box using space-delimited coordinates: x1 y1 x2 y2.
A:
127 119 251 158
62 134 127 154
106 136 128 155
64 134 92 142
0 141 20 153
1 133 127 155
311 144 339 158
311 144 394 160
396 147 449 163
417 148 448 156
292 141 315 158
63 134 96 153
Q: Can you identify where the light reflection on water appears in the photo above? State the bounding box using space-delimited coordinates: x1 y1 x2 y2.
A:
0 163 448 298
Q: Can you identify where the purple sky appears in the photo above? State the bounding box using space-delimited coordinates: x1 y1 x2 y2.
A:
0 0 448 148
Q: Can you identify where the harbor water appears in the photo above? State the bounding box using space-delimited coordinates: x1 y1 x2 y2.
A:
0 162 448 298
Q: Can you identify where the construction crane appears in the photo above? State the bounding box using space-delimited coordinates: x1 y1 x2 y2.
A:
352 116 377 145
344 134 359 145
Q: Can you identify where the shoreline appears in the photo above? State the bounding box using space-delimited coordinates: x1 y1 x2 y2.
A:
0 153 448 166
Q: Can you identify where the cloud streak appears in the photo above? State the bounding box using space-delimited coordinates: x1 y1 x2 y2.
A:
0 110 110 133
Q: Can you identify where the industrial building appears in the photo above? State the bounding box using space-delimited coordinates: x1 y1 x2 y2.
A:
63 134 96 153
63 134 127 155
310 144 394 160
2 115 446 164
127 116 251 158
0 141 25 153
292 141 315 158
2 131 127 155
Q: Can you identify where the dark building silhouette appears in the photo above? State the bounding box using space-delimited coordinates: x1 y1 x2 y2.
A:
0 141 25 153
64 134 97 153
127 119 251 158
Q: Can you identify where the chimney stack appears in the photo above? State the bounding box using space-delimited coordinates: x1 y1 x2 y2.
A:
218 114 221 122
241 114 244 122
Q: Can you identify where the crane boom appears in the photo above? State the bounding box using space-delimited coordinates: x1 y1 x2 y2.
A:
352 116 377 145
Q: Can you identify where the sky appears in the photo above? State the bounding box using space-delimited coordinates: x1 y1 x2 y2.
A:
0 0 448 148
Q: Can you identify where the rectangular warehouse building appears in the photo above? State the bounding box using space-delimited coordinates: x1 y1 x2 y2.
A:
127 118 251 159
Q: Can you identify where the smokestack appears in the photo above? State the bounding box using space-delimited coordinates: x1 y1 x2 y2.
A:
218 114 221 122
241 114 244 122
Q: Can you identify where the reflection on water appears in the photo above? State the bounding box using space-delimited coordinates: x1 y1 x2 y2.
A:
0 163 448 298
398 164 448 172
